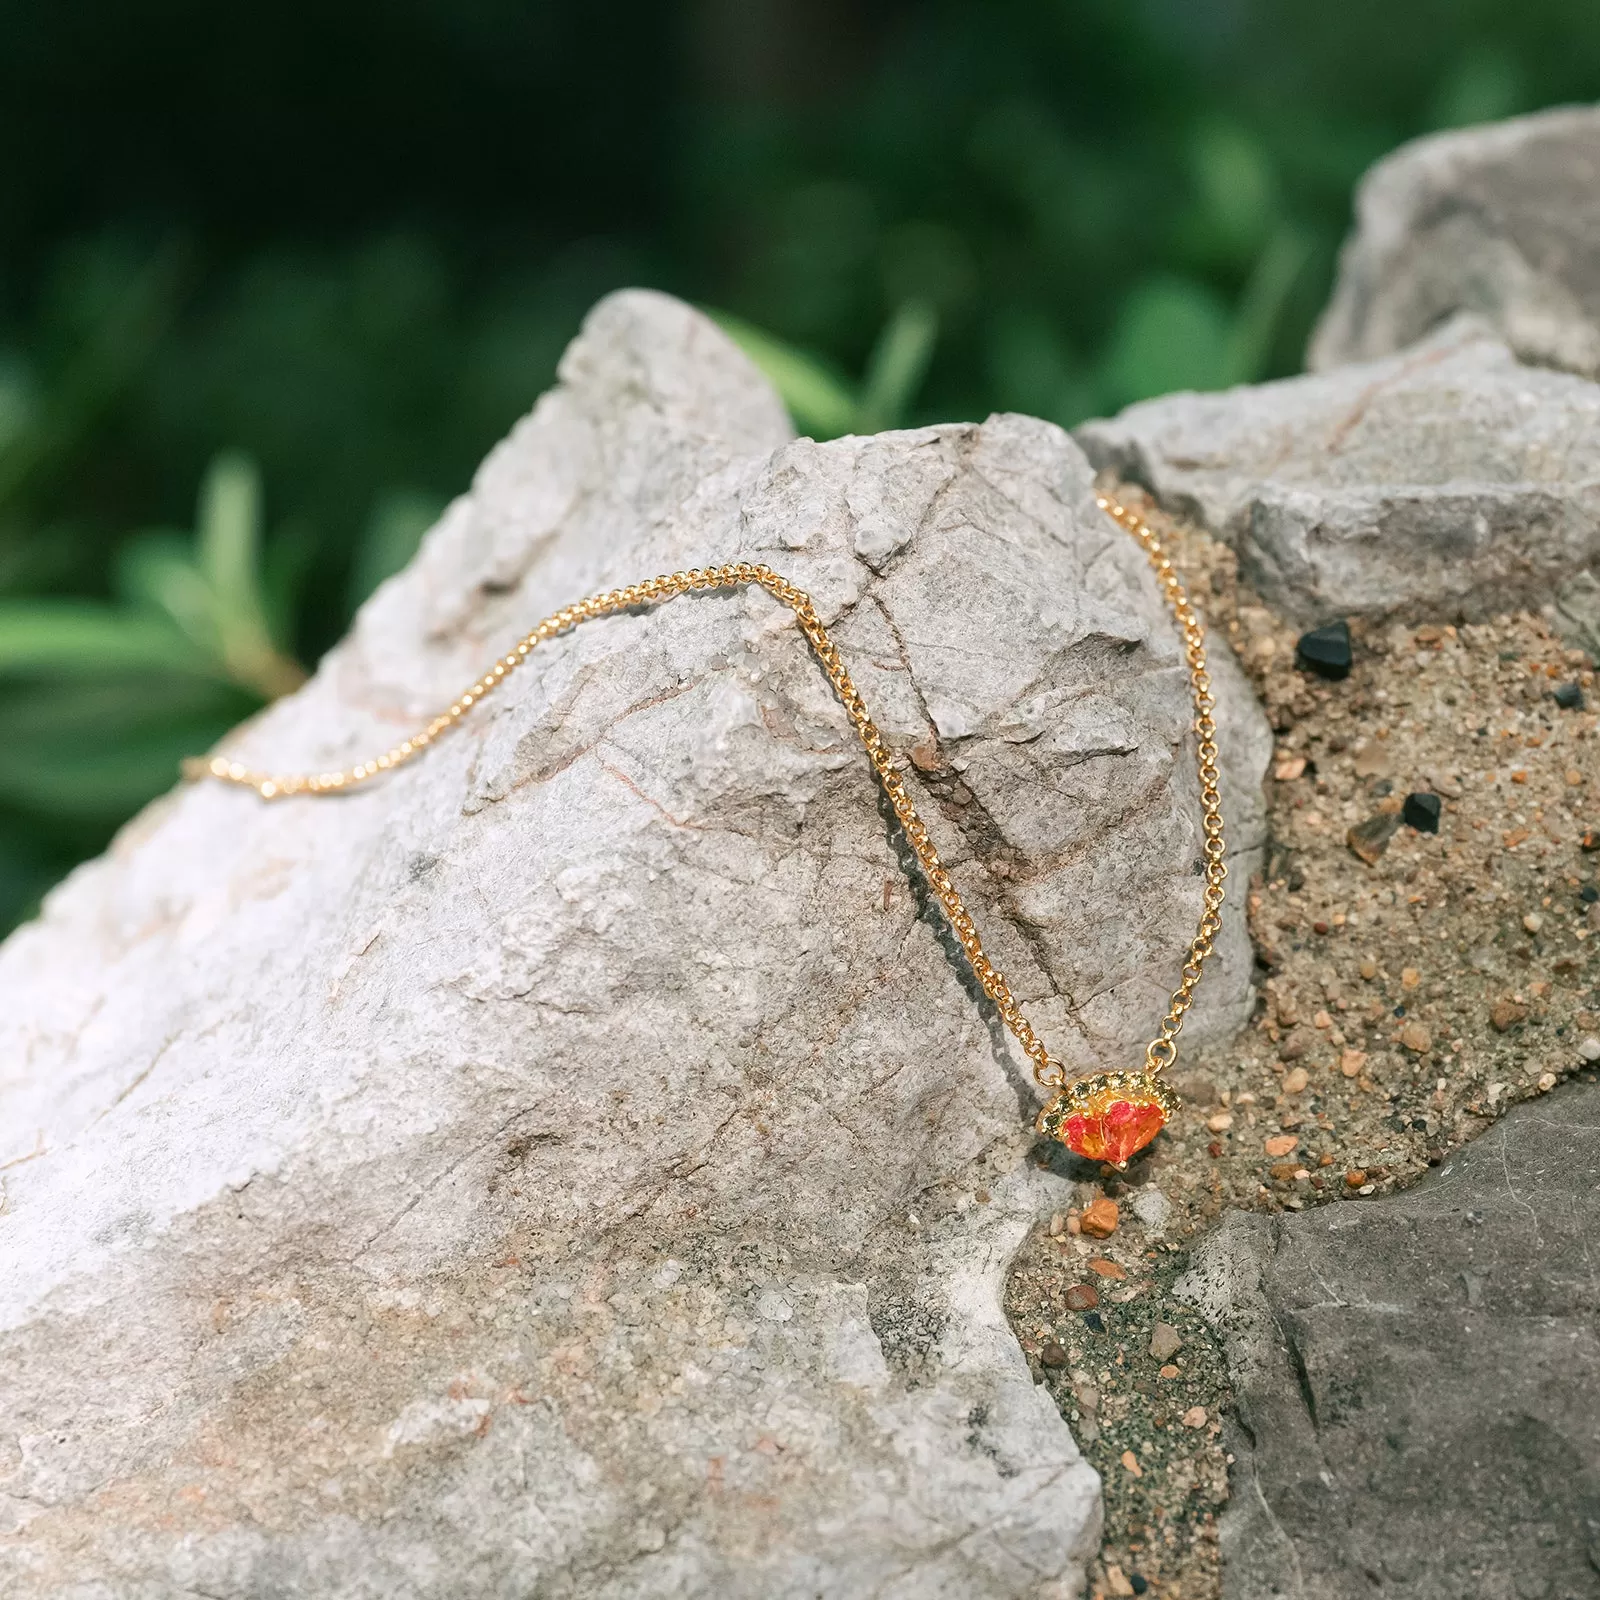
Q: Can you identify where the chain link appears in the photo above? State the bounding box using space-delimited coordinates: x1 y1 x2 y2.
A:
191 492 1223 1088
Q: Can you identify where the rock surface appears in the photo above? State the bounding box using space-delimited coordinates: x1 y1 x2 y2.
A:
1076 318 1600 624
1178 1080 1600 1600
1310 105 1600 379
0 290 1269 1598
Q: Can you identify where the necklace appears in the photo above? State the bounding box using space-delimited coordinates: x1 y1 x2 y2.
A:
192 491 1225 1169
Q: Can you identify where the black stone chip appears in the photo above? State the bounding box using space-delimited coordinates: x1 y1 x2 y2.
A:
1402 791 1441 833
1554 682 1585 710
1295 620 1353 680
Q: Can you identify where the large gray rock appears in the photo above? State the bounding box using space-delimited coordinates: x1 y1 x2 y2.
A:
1311 105 1600 379
0 290 1269 1598
1077 318 1600 623
1178 1079 1600 1600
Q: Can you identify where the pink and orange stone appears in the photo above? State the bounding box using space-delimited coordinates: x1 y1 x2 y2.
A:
1037 1072 1180 1168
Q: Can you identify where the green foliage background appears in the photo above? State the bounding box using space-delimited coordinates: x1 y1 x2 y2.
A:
1 0 1597 931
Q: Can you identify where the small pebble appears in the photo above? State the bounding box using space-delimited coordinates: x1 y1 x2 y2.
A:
1554 682 1585 710
1347 811 1400 865
1401 791 1441 833
1181 1405 1209 1428
1523 912 1544 933
1359 957 1378 980
1340 1049 1366 1078
1149 1322 1183 1360
1296 619 1353 680
1206 1111 1233 1132
1401 966 1421 989
1345 1169 1367 1188
1120 1449 1142 1477
1580 1037 1600 1062
1064 1283 1099 1311
1088 1258 1127 1280
1538 1072 1558 1092
1040 1340 1069 1369
1079 1197 1119 1239
1158 1363 1180 1380
1264 1134 1299 1157
1490 1000 1528 1032
1400 1022 1432 1054
1274 756 1307 781
1282 1066 1309 1094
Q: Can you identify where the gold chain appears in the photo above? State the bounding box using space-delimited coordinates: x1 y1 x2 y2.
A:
191 491 1224 1090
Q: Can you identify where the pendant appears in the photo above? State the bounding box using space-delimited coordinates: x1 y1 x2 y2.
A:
1037 1071 1181 1169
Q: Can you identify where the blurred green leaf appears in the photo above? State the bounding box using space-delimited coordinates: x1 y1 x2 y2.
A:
349 489 446 610
1428 49 1530 130
0 677 249 820
0 245 184 517
1223 226 1314 386
857 300 939 433
198 451 264 629
707 310 859 437
1186 122 1280 265
0 600 206 678
709 301 940 438
1101 278 1231 407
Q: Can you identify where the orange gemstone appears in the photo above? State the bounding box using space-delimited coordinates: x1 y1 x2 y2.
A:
1037 1072 1180 1168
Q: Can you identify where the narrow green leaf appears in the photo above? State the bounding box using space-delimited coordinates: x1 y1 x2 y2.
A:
1223 226 1313 387
703 310 859 438
857 300 939 434
0 600 210 678
198 451 265 623
116 534 221 653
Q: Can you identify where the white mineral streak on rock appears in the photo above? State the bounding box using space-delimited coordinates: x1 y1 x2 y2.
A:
0 289 1267 1598
1077 317 1600 624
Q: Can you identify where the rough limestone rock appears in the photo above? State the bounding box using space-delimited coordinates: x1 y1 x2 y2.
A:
1177 1080 1600 1600
1310 105 1600 380
1076 317 1600 624
0 290 1270 1599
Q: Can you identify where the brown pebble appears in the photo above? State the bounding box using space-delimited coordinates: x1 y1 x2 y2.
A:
1340 1049 1367 1078
1206 1111 1234 1132
1120 1449 1142 1477
1159 1363 1180 1379
1345 1169 1368 1188
1064 1283 1099 1311
1401 967 1420 989
1181 1405 1208 1428
1282 1066 1310 1095
1087 1258 1127 1280
1359 957 1378 980
1348 812 1400 865
1149 1322 1183 1360
1040 1340 1069 1368
1270 1161 1300 1180
1079 1197 1119 1239
1582 830 1600 852
1318 1152 1334 1167
1264 1133 1299 1157
1490 999 1528 1032
1400 1021 1432 1053
908 740 941 772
